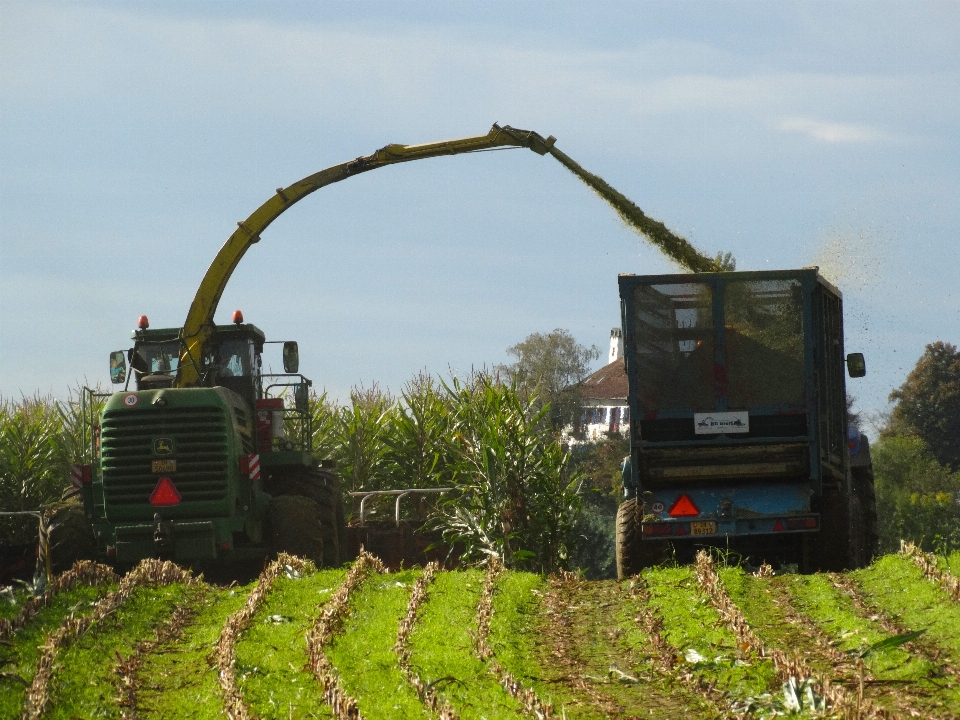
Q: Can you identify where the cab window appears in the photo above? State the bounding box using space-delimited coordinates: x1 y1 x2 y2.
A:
217 339 256 377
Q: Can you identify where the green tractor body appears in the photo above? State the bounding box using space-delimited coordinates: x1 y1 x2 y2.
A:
76 321 344 569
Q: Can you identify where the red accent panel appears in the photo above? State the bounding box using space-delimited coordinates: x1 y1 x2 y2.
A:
668 494 699 517
773 520 785 532
150 477 181 507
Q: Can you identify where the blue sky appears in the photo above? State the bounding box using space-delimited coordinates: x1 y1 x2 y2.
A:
2 1 958 430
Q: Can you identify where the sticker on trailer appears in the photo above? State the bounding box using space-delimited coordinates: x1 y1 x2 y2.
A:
248 454 261 481
123 393 139 407
70 464 84 490
694 411 749 434
650 501 665 513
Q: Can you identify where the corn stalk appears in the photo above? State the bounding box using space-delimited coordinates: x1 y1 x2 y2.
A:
213 553 314 720
900 539 960 601
475 558 555 719
0 559 116 641
694 550 889 719
393 562 457 719
305 549 385 719
22 559 197 720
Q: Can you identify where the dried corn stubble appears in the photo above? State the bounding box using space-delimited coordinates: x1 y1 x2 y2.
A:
540 572 628 717
900 540 960 602
393 562 457 720
548 147 719 274
475 558 555 720
830 572 960 684
694 551 889 720
213 553 314 720
0 560 117 642
116 594 201 720
22 558 197 720
305 549 385 720
628 575 732 715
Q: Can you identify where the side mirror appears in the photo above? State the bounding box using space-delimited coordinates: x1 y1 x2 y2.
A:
109 351 127 384
282 341 299 374
294 383 309 414
846 352 866 378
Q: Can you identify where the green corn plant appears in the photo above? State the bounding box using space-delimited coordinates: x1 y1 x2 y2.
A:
382 372 455 491
0 396 67 545
432 372 582 573
307 390 340 463
333 384 396 496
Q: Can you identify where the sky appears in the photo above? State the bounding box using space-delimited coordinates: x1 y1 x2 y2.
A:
1 1 958 432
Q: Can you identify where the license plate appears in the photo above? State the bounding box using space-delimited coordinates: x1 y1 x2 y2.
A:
152 459 177 473
690 521 717 536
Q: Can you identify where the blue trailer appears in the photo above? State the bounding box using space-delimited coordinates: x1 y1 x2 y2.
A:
615 268 877 576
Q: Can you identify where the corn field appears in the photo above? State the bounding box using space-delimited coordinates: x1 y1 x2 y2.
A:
4 542 960 718
0 373 583 574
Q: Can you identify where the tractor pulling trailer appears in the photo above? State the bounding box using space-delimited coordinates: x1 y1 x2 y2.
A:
615 268 878 577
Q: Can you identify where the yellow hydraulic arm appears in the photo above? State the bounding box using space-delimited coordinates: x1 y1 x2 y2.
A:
175 124 557 388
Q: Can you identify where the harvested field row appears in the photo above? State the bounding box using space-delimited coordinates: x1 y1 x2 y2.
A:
4 553 960 718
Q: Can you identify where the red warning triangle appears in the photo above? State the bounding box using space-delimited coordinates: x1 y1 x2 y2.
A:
668 494 699 517
150 477 181 507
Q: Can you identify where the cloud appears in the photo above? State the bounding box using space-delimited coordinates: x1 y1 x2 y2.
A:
779 117 893 143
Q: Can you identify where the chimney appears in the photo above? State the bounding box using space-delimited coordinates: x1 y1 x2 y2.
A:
609 328 623 364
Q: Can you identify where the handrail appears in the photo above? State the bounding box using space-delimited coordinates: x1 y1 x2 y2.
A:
348 488 453 527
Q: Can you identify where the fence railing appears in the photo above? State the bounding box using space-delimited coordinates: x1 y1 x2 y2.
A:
348 488 452 527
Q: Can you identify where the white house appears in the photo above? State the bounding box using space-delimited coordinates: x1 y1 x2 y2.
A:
567 328 630 443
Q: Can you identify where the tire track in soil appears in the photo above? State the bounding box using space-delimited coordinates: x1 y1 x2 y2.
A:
694 553 887 719
765 576 931 719
21 559 196 720
136 585 249 719
540 573 706 719
832 573 960 684
114 584 207 720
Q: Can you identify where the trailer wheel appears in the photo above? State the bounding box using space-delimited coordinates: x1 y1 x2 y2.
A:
267 495 325 566
616 497 643 579
811 485 864 571
853 464 879 563
269 468 345 566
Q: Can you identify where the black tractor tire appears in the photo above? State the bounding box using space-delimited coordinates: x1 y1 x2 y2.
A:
810 484 864 572
266 494 325 567
48 499 98 574
616 497 668 580
269 468 345 566
616 497 645 579
852 464 879 564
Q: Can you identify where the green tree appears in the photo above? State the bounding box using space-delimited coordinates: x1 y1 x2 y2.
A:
872 435 960 552
497 329 600 430
887 342 960 470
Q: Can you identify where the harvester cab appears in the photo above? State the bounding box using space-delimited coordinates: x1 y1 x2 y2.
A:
72 312 344 571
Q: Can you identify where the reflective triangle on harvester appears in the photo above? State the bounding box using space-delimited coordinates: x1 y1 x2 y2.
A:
668 494 699 517
150 477 181 507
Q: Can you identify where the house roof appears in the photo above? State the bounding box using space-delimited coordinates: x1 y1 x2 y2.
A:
578 357 628 402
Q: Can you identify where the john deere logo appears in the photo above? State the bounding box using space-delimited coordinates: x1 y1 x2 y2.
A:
154 438 175 455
